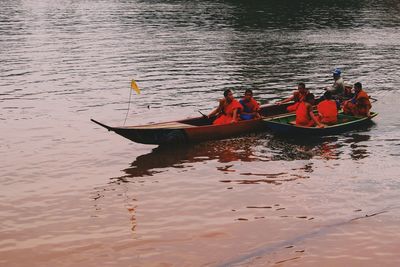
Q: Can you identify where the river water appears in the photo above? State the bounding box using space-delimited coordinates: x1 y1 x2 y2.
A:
1 0 400 266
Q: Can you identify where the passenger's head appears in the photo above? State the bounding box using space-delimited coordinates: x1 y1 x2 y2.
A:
354 82 362 92
298 82 306 93
333 68 341 80
224 89 234 101
305 93 315 104
323 91 333 100
244 89 253 101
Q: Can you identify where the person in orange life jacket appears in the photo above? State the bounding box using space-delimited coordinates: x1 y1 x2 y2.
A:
343 82 372 117
208 89 243 125
316 91 338 125
277 82 310 112
296 93 324 128
239 89 261 120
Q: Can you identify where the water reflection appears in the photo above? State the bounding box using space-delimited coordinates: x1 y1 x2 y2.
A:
2 0 399 265
101 130 374 236
113 133 369 182
267 135 343 161
119 136 262 179
344 133 371 160
91 182 138 233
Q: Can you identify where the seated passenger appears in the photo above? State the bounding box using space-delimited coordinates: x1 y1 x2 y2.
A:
296 93 324 128
239 89 261 120
343 82 371 117
208 89 243 125
317 91 338 125
277 82 310 112
325 68 345 98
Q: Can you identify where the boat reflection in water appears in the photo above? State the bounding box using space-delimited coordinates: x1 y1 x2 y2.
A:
266 120 375 162
103 130 373 237
119 135 263 179
115 129 373 184
344 133 371 160
265 134 346 162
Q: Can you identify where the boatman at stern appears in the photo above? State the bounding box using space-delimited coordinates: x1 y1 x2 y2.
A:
325 68 345 98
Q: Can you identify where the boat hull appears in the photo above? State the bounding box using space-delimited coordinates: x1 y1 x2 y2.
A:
184 118 267 143
263 112 378 136
91 103 291 145
111 127 189 145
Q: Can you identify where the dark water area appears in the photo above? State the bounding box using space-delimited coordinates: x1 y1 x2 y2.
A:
1 0 400 266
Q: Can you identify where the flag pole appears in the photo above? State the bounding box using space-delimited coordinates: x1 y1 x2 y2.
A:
123 80 140 126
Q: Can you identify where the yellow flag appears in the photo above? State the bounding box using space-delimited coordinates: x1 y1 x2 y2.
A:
131 79 141 94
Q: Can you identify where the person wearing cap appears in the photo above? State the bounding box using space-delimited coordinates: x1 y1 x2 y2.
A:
208 89 243 125
343 82 371 117
276 82 310 112
326 68 345 97
239 89 261 120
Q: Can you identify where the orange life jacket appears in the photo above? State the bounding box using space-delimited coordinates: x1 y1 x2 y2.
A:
287 91 309 112
343 90 371 116
213 99 243 125
295 102 314 127
240 98 260 113
355 90 371 116
317 100 338 124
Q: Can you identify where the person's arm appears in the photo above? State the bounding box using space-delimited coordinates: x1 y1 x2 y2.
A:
326 80 339 93
327 79 344 94
276 95 294 105
208 108 219 118
325 85 335 93
208 99 223 118
255 101 261 113
254 101 261 118
231 108 239 123
308 104 324 128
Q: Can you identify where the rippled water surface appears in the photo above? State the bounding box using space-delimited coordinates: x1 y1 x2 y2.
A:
1 0 400 266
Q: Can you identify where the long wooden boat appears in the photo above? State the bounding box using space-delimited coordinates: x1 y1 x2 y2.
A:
91 103 291 145
263 112 378 136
